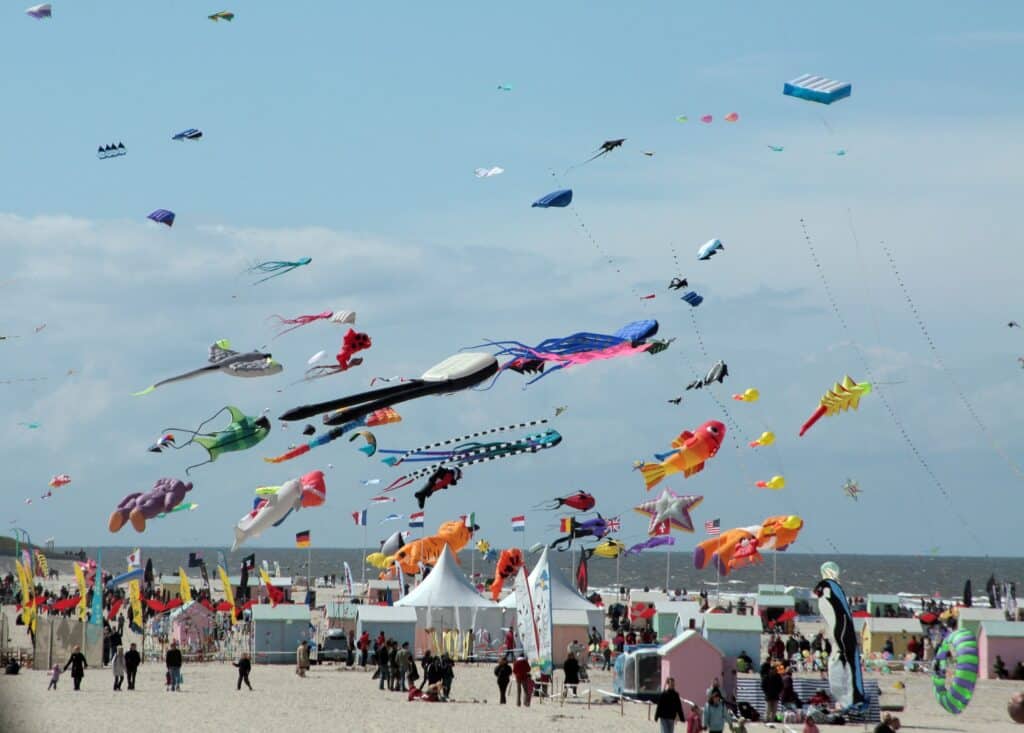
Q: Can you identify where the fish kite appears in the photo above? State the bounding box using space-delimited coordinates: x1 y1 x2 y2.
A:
172 129 203 141
694 515 804 576
686 360 728 390
584 539 626 559
474 166 504 178
133 340 281 396
799 376 871 436
701 115 713 124
248 257 312 285
412 467 463 509
536 491 596 512
637 420 726 490
756 475 786 490
157 405 271 474
97 143 126 160
25 3 51 18
532 189 573 208
147 209 175 227
633 488 703 534
668 277 688 291
208 10 234 21
749 431 775 448
697 239 724 261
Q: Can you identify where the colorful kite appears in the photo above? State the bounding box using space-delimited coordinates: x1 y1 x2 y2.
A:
109 478 193 533
733 388 760 402
382 519 476 578
799 376 871 436
536 491 596 512
265 408 400 464
232 471 326 551
248 257 311 284
842 478 862 501
158 405 271 473
304 330 371 380
550 515 612 551
756 476 786 490
474 166 504 178
48 474 70 488
693 515 803 576
637 420 726 490
584 539 626 559
133 340 281 396
633 488 703 534
349 431 377 456
627 536 675 555
686 360 728 391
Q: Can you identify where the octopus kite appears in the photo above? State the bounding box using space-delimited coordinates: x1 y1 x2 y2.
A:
269 309 355 338
248 257 312 284
550 515 612 551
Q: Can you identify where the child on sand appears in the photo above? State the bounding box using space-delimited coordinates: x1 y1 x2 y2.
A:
47 664 60 690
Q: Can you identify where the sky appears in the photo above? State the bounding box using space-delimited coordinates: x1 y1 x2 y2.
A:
2 1 1023 559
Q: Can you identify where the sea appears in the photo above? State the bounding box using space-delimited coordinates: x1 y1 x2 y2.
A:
42 547 1023 601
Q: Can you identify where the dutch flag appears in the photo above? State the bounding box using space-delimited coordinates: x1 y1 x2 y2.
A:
511 515 525 532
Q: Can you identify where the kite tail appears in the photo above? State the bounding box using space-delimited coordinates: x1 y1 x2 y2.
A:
269 311 333 338
799 405 828 437
640 463 666 490
384 476 415 493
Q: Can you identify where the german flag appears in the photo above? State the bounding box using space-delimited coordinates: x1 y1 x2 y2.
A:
295 530 311 548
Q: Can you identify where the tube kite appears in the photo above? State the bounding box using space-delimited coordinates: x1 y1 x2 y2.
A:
265 408 399 464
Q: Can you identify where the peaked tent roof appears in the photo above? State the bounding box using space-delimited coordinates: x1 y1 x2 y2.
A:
499 546 598 611
395 545 497 609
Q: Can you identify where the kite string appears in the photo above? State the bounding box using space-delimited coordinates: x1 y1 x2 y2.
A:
800 219 986 552
880 242 1024 480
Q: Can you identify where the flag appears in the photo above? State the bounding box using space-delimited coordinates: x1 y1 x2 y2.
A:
379 513 402 525
259 567 283 607
704 518 721 536
217 566 237 625
126 548 141 569
199 563 211 592
89 551 103 626
370 496 395 504
35 550 48 578
559 517 573 533
352 509 368 526
295 530 311 548
409 511 424 528
178 567 192 604
575 552 589 596
187 551 204 568
342 561 354 596
128 579 143 628
216 551 226 571
396 563 406 600
240 554 256 571
511 515 525 532
652 520 671 536
463 512 476 529
606 517 621 533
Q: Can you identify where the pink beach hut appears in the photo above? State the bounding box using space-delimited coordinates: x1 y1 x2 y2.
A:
658 629 730 710
169 601 214 652
978 621 1024 679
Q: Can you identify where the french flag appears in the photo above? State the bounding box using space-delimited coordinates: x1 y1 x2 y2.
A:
511 515 525 532
352 509 367 527
409 511 424 528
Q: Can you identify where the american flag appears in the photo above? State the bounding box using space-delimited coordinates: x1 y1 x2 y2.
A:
704 518 721 536
606 517 621 532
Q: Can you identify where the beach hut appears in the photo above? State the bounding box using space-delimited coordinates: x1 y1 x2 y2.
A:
356 605 417 650
702 613 762 668
500 547 604 665
366 579 401 604
755 593 796 633
169 601 214 653
325 601 359 634
658 630 731 707
978 621 1024 679
861 617 922 655
669 601 704 639
251 604 312 664
958 607 1006 638
867 594 903 617
613 644 662 701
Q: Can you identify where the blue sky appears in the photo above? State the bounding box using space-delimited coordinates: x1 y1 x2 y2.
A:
2 2 1023 559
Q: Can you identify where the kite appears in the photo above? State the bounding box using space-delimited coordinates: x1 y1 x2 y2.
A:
108 478 193 533
815 574 867 712
474 166 504 178
842 479 862 501
302 424 316 436
497 84 512 91
799 376 871 436
156 502 197 519
147 434 176 453
232 471 326 551
756 475 786 490
269 309 355 337
1009 321 1020 328
550 515 612 551
627 536 675 555
490 548 524 600
48 474 70 488
637 420 726 490
693 515 803 576
304 330 371 380
681 291 704 307
25 3 50 18
282 352 498 426
568 139 626 170
701 115 713 124
265 408 400 464
668 277 688 290
248 257 312 284
642 151 654 157
676 115 688 123
467 319 661 387
536 491 595 512
633 488 703 534
833 149 847 157
349 431 377 456
767 145 784 152
697 239 724 261
686 360 728 391
381 530 406 557
157 405 271 473
208 10 234 21
370 495 395 504
724 113 739 122
412 467 463 508
382 519 476 578
133 340 281 395
554 405 568 417
733 388 759 402
749 431 775 448
783 74 852 105
18 422 41 429
640 294 656 300
667 397 682 405
172 128 203 141
532 189 573 208
147 209 175 227
97 143 126 160
584 539 626 559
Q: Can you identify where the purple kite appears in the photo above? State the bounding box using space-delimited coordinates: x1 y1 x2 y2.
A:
25 3 51 19
627 536 675 555
108 477 192 533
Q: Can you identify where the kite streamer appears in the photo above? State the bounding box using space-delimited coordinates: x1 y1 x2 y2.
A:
381 418 550 467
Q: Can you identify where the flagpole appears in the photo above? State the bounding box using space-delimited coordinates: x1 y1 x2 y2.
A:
307 544 312 600
665 546 671 591
361 524 367 588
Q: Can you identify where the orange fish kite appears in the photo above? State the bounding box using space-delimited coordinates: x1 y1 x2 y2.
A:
638 420 726 490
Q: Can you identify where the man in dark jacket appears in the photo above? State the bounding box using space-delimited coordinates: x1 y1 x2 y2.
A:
562 652 581 697
64 645 88 691
761 662 783 722
377 640 390 690
654 677 685 732
166 640 183 691
233 652 253 690
124 643 141 690
494 657 512 704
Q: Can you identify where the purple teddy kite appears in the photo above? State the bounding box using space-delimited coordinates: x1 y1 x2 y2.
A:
108 478 193 533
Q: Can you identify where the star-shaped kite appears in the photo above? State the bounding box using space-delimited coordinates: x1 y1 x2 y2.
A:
633 487 703 535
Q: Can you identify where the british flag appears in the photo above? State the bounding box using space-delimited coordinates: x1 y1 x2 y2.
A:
606 517 621 533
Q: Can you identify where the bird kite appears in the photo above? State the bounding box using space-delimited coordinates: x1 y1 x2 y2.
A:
133 340 281 396
633 488 703 534
248 257 311 284
156 406 271 474
147 209 175 227
686 360 728 391
799 376 872 436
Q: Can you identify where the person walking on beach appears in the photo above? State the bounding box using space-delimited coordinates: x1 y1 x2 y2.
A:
513 654 531 707
702 689 732 733
395 642 410 692
125 643 141 690
761 660 782 722
63 644 87 691
112 645 126 691
654 677 685 733
440 653 454 699
233 652 253 690
494 656 512 704
685 704 701 733
166 640 183 691
47 663 61 691
296 640 310 677
358 631 370 667
376 639 390 690
562 651 580 697
389 640 401 691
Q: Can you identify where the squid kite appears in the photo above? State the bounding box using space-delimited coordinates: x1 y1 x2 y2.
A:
265 408 400 464
799 376 871 436
270 309 355 338
133 340 281 396
157 405 270 473
248 257 311 284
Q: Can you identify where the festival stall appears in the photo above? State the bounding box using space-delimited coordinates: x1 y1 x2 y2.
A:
866 594 902 617
169 600 214 653
755 593 796 633
958 607 1006 638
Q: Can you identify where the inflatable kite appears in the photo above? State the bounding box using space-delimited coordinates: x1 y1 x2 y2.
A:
686 360 728 390
749 431 775 448
157 405 271 473
584 539 626 559
815 574 867 711
490 548 524 600
349 431 377 456
382 519 477 578
172 128 203 141
681 291 704 307
48 474 70 488
265 408 400 464
697 239 724 261
133 340 281 396
147 209 175 227
270 309 355 338
248 257 311 285
97 143 126 160
109 478 193 533
668 277 688 291
783 74 852 105
467 319 661 387
532 189 573 208
304 329 372 380
693 515 803 576
537 491 596 512
633 488 703 534
799 376 871 436
724 113 739 122
148 434 176 453
208 10 234 21
550 515 612 551
932 629 978 715
756 476 786 490
25 3 51 18
637 420 726 490
733 388 759 402
232 470 326 550
280 352 498 424
627 536 674 555
412 467 463 508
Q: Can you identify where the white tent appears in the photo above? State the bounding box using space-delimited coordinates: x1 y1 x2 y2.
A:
501 547 603 631
395 545 503 637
